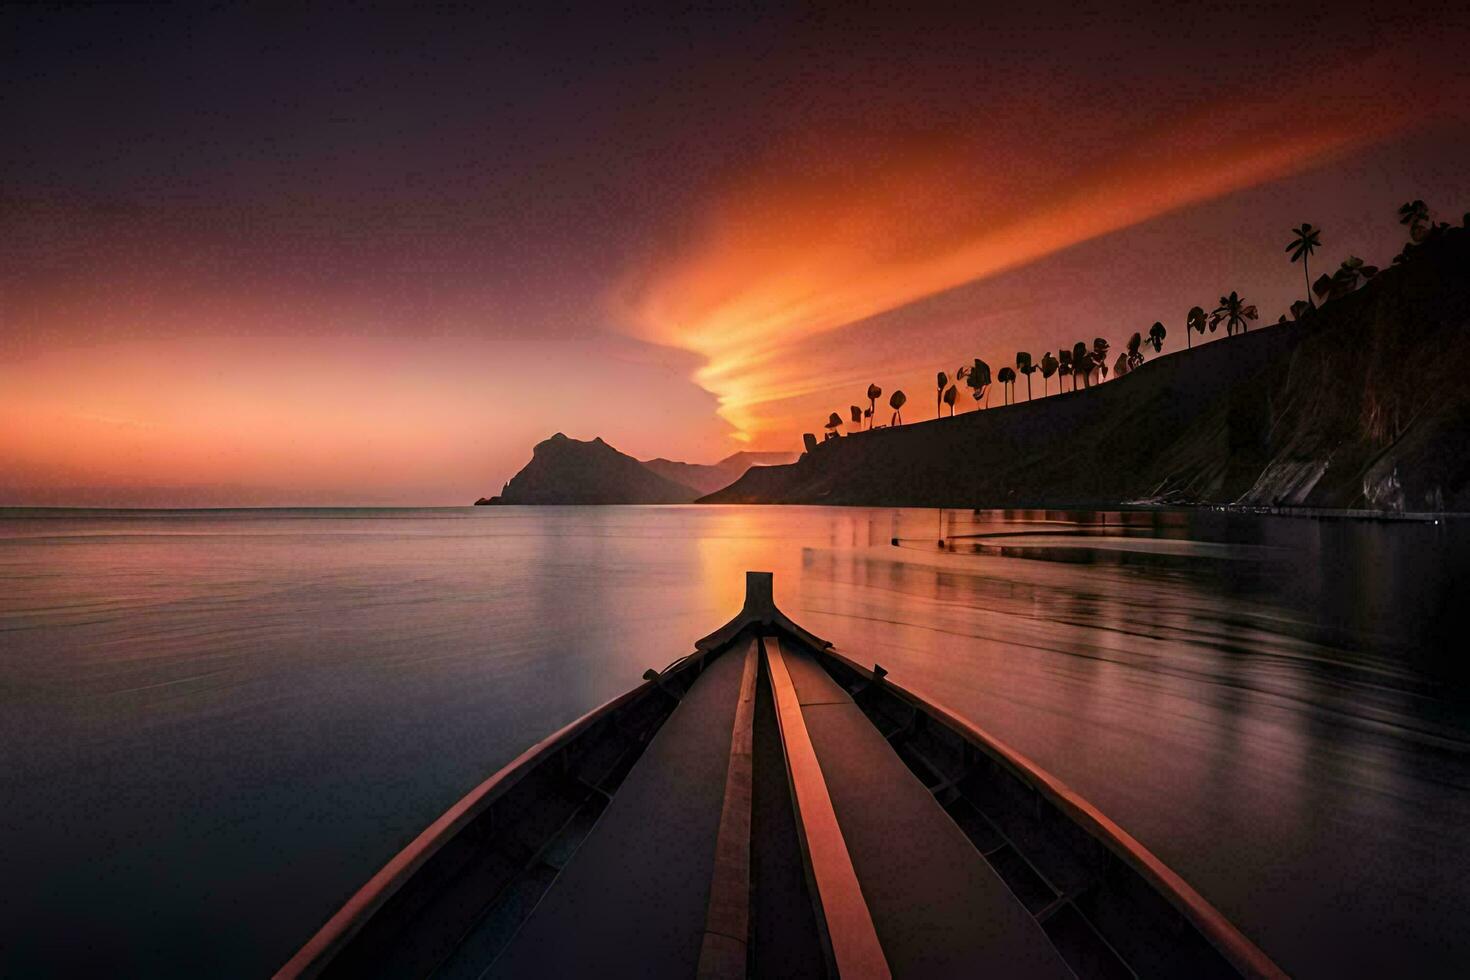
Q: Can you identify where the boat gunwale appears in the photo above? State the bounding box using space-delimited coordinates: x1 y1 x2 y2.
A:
274 659 696 979
814 642 1287 980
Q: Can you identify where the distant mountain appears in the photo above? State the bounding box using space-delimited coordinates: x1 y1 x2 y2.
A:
479 437 796 505
641 451 798 496
488 433 701 504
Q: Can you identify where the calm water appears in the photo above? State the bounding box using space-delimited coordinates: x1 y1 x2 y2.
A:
1 506 1467 978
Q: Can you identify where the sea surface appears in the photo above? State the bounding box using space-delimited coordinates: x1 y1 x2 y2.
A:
1 506 1467 978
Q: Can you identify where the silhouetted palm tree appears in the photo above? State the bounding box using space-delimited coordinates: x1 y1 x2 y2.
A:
1147 321 1166 353
935 371 948 418
1040 351 1058 395
1314 256 1379 302
1210 291 1257 336
1057 348 1073 391
850 405 862 427
1113 351 1130 377
866 383 882 429
1399 199 1429 238
1126 331 1144 370
1393 200 1444 264
1286 223 1322 308
963 358 991 406
1186 305 1206 348
943 384 958 416
1016 352 1035 400
1337 255 1378 290
888 390 907 425
1072 341 1091 388
824 412 843 440
997 366 1016 404
1090 338 1110 384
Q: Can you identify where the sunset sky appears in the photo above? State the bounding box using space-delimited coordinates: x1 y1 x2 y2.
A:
3 4 1469 505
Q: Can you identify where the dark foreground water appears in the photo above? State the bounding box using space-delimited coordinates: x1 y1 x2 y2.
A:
1 506 1467 978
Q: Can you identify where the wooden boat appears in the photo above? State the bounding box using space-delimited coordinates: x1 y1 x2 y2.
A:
277 572 1285 979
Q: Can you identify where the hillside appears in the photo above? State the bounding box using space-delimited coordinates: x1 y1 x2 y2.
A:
641 451 799 495
485 434 700 504
704 226 1470 513
477 439 798 505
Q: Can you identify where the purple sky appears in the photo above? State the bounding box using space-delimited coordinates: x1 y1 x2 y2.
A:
3 3 1468 504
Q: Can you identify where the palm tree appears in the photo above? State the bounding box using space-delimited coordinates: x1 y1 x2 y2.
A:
1016 352 1035 400
1091 337 1110 380
1113 351 1130 377
1337 255 1378 292
1186 305 1206 348
849 405 862 427
866 384 882 429
1210 291 1258 336
963 358 991 406
1057 348 1073 391
1040 351 1058 395
943 384 958 416
1314 255 1380 302
1399 199 1429 239
1147 321 1166 353
1071 341 1091 388
1393 200 1442 264
888 390 907 425
997 366 1016 404
935 372 948 419
1126 331 1144 370
1286 223 1322 308
823 412 843 440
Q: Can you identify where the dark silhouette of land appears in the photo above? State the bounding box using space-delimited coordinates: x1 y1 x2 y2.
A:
476 434 796 504
483 210 1470 513
705 224 1470 513
641 451 799 496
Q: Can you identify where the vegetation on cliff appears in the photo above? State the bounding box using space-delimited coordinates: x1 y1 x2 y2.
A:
706 210 1470 513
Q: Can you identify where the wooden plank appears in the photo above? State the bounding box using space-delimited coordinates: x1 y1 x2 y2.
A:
696 639 759 979
787 645 1070 978
816 643 1287 980
764 636 891 980
485 643 749 978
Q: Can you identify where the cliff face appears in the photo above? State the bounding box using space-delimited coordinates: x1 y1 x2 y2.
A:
1234 232 1470 511
494 434 701 504
704 228 1470 513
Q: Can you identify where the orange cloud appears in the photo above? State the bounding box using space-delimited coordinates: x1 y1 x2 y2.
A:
615 72 1421 445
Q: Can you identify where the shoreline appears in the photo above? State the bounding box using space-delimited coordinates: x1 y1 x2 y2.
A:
0 502 1460 523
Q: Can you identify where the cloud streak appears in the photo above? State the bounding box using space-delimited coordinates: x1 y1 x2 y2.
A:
616 72 1421 443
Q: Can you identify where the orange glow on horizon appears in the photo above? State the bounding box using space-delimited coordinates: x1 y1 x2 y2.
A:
4 24 1467 504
